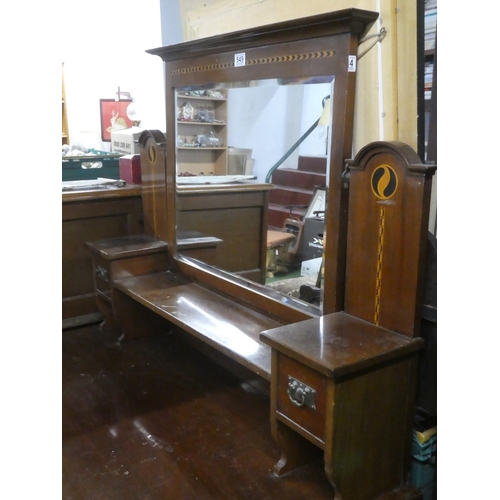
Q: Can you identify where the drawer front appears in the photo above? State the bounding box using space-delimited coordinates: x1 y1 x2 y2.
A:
276 352 327 443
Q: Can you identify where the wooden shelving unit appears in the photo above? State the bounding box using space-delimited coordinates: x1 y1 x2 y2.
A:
175 90 228 176
62 63 69 145
417 1 437 161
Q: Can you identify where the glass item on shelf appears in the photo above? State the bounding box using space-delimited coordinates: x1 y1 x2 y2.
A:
205 105 214 123
207 130 221 147
196 134 208 147
195 105 206 122
206 90 224 99
182 135 197 147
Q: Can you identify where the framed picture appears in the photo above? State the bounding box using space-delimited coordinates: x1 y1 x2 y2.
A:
99 99 133 142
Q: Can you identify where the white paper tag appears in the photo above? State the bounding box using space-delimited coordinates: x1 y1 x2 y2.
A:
348 55 357 72
234 53 246 67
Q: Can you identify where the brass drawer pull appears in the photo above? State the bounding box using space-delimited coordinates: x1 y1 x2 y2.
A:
287 376 316 410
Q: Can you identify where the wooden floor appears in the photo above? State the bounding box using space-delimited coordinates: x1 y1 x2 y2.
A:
62 322 334 500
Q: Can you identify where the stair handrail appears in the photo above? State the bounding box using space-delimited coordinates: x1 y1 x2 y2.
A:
265 95 330 183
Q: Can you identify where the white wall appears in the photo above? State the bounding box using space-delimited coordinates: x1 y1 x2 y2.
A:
227 81 331 182
62 0 166 150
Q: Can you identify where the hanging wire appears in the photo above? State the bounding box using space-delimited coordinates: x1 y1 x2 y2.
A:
358 28 387 59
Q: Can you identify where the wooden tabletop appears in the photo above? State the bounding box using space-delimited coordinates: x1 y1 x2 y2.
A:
114 271 281 380
62 184 142 202
260 311 424 379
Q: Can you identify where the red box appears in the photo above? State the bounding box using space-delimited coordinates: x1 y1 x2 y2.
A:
119 154 142 184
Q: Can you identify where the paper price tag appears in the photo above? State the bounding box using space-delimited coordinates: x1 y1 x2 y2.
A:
348 55 357 72
234 53 246 67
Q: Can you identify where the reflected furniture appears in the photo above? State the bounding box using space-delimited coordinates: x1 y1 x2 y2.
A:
266 230 296 278
176 89 229 176
177 183 274 283
139 129 274 283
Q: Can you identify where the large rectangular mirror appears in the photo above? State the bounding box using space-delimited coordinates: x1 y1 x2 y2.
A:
147 9 379 320
174 78 333 313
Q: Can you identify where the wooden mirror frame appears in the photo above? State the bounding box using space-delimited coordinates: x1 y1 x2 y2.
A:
147 9 378 321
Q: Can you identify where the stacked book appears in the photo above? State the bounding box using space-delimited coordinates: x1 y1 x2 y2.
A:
424 60 434 100
424 7 436 100
424 8 437 51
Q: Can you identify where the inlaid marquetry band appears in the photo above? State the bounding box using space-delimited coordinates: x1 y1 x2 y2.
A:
374 207 386 325
146 142 158 232
371 164 398 324
172 50 336 75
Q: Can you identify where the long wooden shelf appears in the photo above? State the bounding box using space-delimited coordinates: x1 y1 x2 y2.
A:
114 271 278 380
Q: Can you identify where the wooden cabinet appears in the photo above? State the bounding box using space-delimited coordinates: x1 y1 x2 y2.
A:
260 141 436 499
261 312 424 499
62 63 69 145
176 183 273 283
176 90 228 176
62 186 143 329
85 235 169 329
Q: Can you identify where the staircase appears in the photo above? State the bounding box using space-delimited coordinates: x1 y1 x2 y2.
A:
268 155 327 230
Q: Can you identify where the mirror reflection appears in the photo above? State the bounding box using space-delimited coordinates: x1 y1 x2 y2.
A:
175 78 334 311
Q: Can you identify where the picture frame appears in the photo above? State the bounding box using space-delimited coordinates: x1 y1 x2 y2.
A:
99 99 133 142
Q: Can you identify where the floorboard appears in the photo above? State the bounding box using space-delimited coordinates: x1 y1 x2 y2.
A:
62 323 334 499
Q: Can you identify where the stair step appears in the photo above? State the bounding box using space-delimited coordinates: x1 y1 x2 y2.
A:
267 156 326 231
268 186 315 207
297 155 327 173
271 168 326 190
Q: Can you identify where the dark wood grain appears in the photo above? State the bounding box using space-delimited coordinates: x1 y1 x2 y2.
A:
62 323 336 500
85 235 170 329
258 141 434 499
114 271 280 380
261 311 424 379
62 186 143 327
177 184 272 282
150 9 379 317
344 141 436 337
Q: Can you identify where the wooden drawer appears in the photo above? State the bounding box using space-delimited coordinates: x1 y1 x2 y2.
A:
275 352 328 446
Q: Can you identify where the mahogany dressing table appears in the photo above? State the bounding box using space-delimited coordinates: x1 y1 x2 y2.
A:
84 10 436 499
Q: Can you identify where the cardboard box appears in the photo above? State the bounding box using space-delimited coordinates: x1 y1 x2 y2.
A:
119 154 142 184
301 257 322 277
111 126 142 155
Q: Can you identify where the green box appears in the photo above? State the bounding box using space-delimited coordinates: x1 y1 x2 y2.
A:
62 149 123 181
410 458 436 500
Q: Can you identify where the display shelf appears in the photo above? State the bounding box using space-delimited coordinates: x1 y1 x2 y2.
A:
176 90 228 176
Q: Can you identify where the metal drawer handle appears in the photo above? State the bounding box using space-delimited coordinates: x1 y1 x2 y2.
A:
288 384 306 406
287 376 316 410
